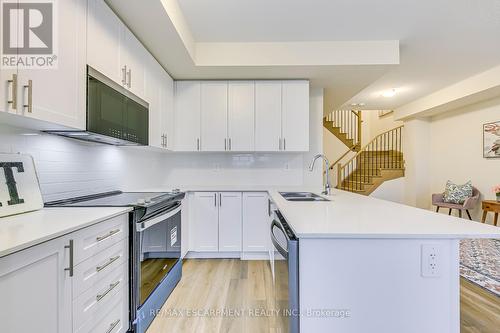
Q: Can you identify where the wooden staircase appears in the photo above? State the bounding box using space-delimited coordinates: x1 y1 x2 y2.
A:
323 109 405 195
323 110 362 152
337 126 405 195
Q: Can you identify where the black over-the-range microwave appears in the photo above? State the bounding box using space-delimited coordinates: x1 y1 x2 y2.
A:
45 66 149 146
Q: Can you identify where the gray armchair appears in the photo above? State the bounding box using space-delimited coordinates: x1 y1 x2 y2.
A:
432 187 481 220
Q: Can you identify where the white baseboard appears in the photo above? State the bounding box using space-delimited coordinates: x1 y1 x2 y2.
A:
185 251 241 259
185 251 271 260
240 252 270 260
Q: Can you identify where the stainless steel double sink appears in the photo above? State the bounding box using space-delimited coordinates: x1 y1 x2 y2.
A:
279 192 330 202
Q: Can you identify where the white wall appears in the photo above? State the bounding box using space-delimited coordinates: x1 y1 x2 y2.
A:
364 110 403 137
428 97 500 222
0 88 323 200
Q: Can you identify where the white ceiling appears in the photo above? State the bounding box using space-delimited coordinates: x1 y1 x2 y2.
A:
109 0 500 112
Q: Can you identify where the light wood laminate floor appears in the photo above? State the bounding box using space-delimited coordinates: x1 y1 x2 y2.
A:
146 259 500 333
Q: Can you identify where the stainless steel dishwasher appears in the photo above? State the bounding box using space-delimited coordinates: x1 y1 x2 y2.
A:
270 210 299 333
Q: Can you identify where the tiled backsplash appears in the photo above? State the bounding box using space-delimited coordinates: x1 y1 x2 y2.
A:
0 124 322 201
0 125 127 201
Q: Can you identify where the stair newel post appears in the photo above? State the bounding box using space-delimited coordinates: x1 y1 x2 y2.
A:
357 111 362 147
337 163 342 189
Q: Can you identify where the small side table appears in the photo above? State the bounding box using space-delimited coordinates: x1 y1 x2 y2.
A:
481 200 499 226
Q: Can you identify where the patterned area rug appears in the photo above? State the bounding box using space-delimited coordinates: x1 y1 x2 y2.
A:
460 239 500 296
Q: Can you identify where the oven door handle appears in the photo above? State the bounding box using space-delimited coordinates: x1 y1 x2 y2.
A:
270 220 288 259
136 203 181 232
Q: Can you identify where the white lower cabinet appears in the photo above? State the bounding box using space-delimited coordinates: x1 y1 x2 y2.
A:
242 192 270 252
192 192 243 252
192 192 220 251
218 192 243 252
0 234 72 333
0 213 129 333
190 191 271 257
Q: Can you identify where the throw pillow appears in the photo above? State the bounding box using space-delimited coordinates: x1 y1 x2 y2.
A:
443 180 473 204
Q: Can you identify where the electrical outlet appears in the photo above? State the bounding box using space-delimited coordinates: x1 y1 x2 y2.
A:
421 244 441 278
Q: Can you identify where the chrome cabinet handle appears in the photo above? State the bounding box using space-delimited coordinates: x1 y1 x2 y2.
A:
96 229 120 242
278 137 282 151
165 133 168 148
197 138 200 151
7 74 17 109
64 239 74 277
161 134 166 147
268 199 271 216
224 138 227 151
96 255 120 272
121 66 127 86
219 193 222 207
23 80 32 113
96 280 120 302
229 138 231 151
127 69 132 88
105 319 120 333
283 138 286 151
214 193 217 207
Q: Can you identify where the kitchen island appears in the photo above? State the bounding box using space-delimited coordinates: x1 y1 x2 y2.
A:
269 189 500 333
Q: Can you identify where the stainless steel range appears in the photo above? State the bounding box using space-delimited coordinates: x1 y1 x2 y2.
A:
45 190 185 333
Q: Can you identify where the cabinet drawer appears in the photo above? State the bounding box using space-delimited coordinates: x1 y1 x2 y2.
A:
73 263 127 331
73 214 128 264
75 283 128 333
73 239 128 298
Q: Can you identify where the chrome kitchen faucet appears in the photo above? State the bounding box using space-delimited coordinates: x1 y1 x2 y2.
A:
309 154 332 195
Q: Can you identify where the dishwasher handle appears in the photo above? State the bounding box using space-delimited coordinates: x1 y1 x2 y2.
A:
270 220 288 259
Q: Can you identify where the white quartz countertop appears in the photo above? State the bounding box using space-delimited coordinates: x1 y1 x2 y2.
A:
269 189 500 239
0 207 132 258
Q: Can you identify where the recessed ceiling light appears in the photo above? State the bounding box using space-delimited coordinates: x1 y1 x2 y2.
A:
21 133 40 136
381 89 397 98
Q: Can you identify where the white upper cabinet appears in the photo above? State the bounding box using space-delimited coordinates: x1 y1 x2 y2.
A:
228 81 255 151
218 192 243 252
174 80 309 152
87 0 122 85
282 80 310 151
174 81 201 151
11 0 87 129
121 29 146 99
88 0 145 99
161 70 175 150
201 81 228 151
146 55 162 149
255 81 282 151
146 54 174 150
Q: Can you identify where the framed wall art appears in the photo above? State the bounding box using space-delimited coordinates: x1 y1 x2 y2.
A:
378 110 394 117
483 121 500 158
